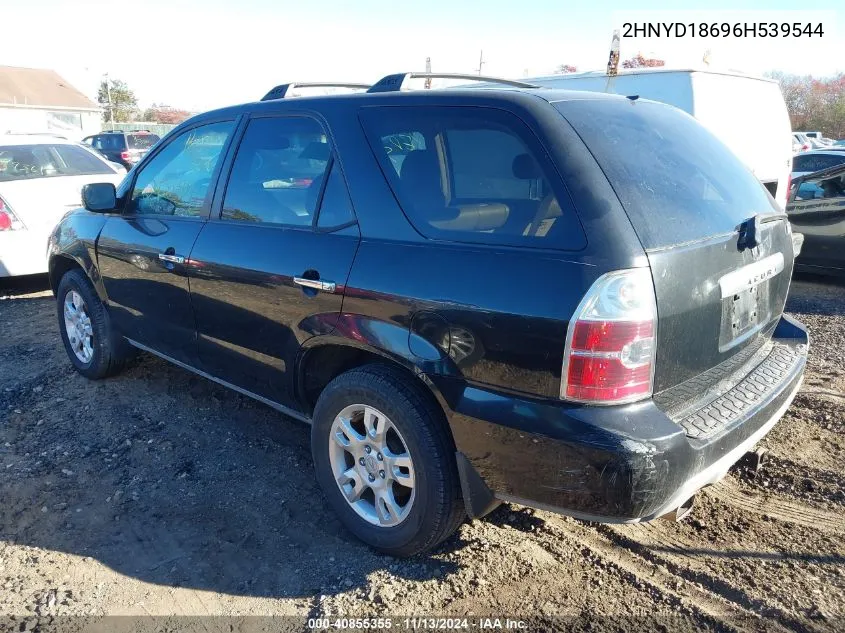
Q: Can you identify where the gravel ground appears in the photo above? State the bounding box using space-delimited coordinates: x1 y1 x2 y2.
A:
1 273 843 633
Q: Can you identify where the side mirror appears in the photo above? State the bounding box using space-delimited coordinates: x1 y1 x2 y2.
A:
81 182 117 212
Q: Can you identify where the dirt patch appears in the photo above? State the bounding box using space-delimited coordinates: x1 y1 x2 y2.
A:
1 274 844 631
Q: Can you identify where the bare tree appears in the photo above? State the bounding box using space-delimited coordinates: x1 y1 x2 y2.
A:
767 71 845 138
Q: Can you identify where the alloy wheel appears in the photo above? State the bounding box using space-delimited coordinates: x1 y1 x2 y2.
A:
328 404 416 527
63 290 94 364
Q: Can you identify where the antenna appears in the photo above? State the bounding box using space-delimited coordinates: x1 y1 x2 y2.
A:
425 57 432 89
477 50 485 75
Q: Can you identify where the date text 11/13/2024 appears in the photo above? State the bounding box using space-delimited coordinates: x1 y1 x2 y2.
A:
307 618 528 630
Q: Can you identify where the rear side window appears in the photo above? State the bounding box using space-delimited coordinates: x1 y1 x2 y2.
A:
361 106 583 249
556 99 778 249
222 116 331 226
0 144 112 181
91 135 123 151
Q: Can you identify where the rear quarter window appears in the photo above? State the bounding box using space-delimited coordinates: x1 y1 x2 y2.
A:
360 106 585 250
555 99 777 249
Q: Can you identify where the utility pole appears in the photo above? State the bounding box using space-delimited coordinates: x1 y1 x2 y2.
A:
104 72 115 130
477 50 485 75
424 57 432 89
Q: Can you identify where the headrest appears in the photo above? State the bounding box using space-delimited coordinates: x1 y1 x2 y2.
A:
400 150 440 181
512 153 540 179
252 136 291 151
299 141 330 161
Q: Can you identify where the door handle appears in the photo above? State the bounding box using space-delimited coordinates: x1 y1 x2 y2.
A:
294 277 337 293
158 253 185 264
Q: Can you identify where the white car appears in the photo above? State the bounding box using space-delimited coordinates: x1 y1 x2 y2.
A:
791 150 845 179
0 135 125 277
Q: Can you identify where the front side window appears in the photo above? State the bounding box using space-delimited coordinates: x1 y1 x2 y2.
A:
128 121 233 217
222 117 331 226
791 165 845 203
0 144 113 182
362 107 578 248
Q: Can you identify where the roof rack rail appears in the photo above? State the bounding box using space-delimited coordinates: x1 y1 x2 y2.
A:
260 82 372 102
367 72 539 93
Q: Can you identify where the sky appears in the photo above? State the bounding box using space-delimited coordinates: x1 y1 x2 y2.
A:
4 0 842 112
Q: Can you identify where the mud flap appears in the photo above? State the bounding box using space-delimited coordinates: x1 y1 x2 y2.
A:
456 451 501 519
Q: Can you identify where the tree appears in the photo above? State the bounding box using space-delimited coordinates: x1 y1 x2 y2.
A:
766 71 845 139
140 105 191 125
554 64 578 74
622 54 665 69
97 78 138 123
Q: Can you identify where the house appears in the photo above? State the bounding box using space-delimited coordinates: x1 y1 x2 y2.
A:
0 65 102 140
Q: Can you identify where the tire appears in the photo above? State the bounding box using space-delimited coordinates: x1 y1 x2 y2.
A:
56 269 133 379
311 364 465 557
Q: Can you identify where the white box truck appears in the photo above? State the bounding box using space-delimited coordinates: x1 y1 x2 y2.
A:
526 69 793 210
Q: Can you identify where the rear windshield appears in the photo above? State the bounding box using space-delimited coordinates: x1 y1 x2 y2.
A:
555 99 777 249
127 133 159 150
0 144 113 182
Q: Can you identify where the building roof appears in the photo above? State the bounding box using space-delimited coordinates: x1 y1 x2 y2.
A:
0 66 100 110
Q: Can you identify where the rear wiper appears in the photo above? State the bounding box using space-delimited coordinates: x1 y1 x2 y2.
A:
737 212 788 250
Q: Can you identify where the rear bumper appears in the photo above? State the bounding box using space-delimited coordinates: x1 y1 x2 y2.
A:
434 314 808 521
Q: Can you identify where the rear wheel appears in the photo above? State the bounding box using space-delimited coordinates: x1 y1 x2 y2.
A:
312 364 465 557
56 269 133 379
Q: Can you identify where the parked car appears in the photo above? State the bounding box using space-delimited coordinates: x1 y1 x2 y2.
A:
791 150 845 178
47 74 808 556
0 134 125 277
787 162 845 276
81 130 160 170
793 132 812 153
524 69 794 209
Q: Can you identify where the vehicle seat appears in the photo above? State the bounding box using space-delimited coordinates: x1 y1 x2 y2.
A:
401 150 510 232
400 150 449 219
511 153 562 237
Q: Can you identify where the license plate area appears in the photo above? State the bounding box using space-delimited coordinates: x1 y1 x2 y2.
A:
731 286 759 335
717 253 784 352
719 281 772 352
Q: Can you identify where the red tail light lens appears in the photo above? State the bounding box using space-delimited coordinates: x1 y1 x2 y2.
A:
0 195 24 231
120 151 131 161
562 269 657 404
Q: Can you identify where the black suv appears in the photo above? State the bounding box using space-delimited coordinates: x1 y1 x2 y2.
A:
82 130 160 170
48 73 808 556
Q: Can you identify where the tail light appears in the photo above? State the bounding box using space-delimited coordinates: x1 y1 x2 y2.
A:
0 195 24 231
802 143 810 151
120 151 132 161
561 268 657 404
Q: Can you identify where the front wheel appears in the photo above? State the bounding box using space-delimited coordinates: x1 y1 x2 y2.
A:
56 269 133 379
311 364 465 557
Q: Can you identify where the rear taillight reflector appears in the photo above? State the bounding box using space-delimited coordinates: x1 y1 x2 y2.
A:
120 151 131 161
562 268 657 405
0 195 23 231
